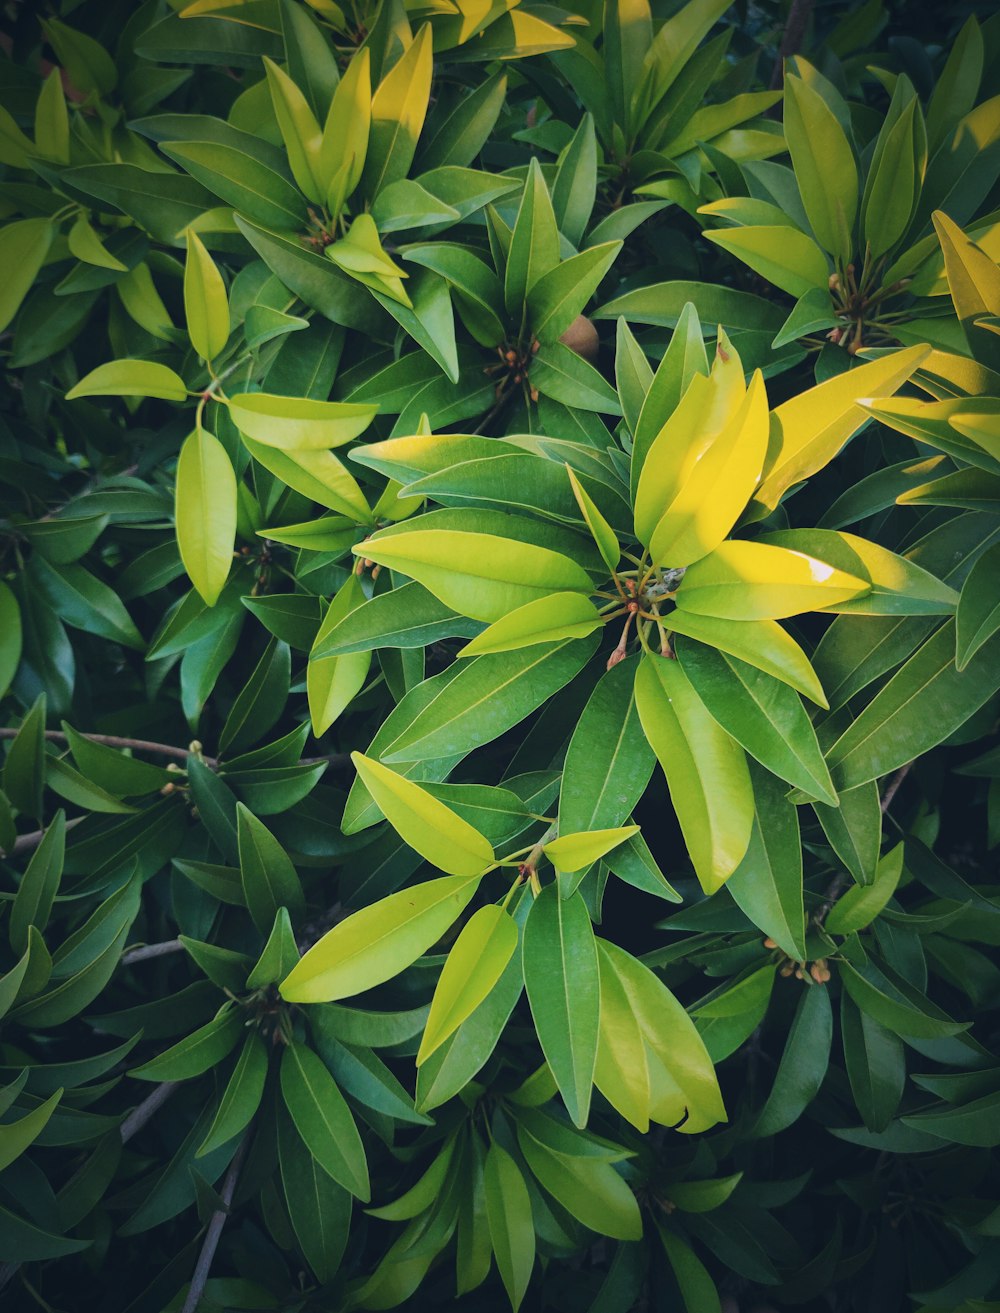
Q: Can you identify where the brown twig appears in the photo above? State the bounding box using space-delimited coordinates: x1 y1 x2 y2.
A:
879 762 912 814
121 938 185 967
770 0 815 89
0 728 217 767
120 1081 181 1144
180 1134 250 1313
2 814 85 859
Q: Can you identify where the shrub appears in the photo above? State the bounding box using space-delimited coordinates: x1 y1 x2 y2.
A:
1 1 1000 1310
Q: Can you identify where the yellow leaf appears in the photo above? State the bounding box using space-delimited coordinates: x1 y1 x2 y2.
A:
753 345 929 513
676 540 870 620
362 24 433 199
351 752 495 876
227 391 376 450
648 369 769 568
633 330 746 547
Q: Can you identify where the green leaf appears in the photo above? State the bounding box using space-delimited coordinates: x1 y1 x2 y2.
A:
242 434 372 521
528 241 622 344
675 638 836 805
827 843 904 935
280 873 482 1003
66 359 189 402
0 582 21 702
66 215 125 270
485 1142 535 1312
0 1090 61 1174
175 426 237 607
813 782 880 885
3 694 46 820
599 938 725 1132
0 219 55 334
783 71 857 261
753 983 832 1136
311 581 479 657
264 55 324 202
523 885 599 1127
184 229 230 362
219 636 290 755
9 811 65 957
825 622 1000 791
839 957 967 1040
162 139 307 230
308 573 371 735
727 764 806 961
129 1007 244 1081
631 307 709 506
42 18 116 96
277 1106 351 1284
659 1229 722 1313
515 1118 642 1240
237 803 306 933
552 113 597 248
956 542 1000 669
531 340 622 414
280 1041 369 1200
634 654 753 895
319 47 370 199
594 937 649 1130
505 157 561 317
381 635 599 765
417 905 518 1065
545 826 639 875
841 993 904 1133
196 1033 268 1158
247 907 300 988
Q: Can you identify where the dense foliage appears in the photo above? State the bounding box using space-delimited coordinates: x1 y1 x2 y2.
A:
1 1 1000 1310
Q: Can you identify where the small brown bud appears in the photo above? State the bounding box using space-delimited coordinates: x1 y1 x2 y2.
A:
763 937 778 949
606 645 627 670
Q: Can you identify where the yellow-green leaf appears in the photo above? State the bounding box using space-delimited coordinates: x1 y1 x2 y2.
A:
703 226 829 299
66 360 188 402
351 752 495 876
228 391 376 451
280 872 483 1002
319 46 370 199
67 216 127 271
457 593 602 658
175 427 237 606
677 540 869 620
544 825 640 874
34 69 69 163
352 529 593 622
826 843 904 935
241 435 372 522
264 56 324 202
664 610 828 707
417 904 518 1065
566 465 619 572
362 23 433 199
634 653 753 895
649 369 770 568
308 573 371 735
594 940 650 1131
184 229 230 363
0 219 54 334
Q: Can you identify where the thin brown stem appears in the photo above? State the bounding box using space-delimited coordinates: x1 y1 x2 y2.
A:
0 728 217 767
120 1081 181 1144
121 938 185 967
180 1134 250 1313
2 815 85 859
769 0 815 90
880 762 912 814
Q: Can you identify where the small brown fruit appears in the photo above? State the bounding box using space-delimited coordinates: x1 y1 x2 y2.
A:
559 314 599 364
